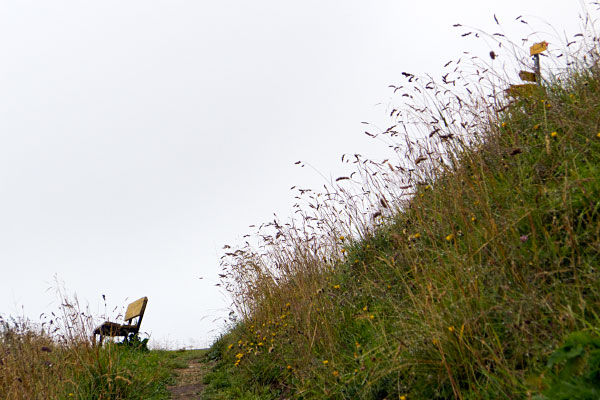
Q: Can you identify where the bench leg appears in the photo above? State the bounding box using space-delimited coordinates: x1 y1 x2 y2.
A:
92 334 104 347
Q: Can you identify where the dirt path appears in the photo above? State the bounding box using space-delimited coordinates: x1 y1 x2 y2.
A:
167 350 211 399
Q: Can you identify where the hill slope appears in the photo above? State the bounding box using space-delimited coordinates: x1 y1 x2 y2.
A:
203 31 600 400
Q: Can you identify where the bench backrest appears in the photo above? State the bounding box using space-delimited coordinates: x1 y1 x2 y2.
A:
124 297 148 325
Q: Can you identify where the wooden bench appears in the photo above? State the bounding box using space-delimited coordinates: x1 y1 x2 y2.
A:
93 296 148 346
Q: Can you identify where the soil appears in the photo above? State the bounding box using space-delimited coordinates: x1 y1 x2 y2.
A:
167 352 211 399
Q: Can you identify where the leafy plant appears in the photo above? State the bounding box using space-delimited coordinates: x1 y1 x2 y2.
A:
118 332 150 352
535 331 600 400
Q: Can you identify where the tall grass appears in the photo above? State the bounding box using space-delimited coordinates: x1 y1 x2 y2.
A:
206 9 600 400
0 291 176 399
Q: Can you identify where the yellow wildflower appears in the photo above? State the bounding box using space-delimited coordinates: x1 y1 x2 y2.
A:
446 234 454 241
332 370 339 377
409 232 421 241
448 326 455 332
333 284 341 289
341 248 346 253
339 235 345 241
550 131 558 137
228 344 233 350
501 122 507 128
369 314 375 320
323 360 329 365
596 132 600 138
533 123 540 130
362 306 368 311
400 396 407 400
287 365 292 370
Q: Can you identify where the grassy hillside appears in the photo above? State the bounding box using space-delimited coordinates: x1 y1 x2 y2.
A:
203 19 600 400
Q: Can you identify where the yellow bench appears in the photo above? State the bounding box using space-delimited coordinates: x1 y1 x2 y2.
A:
93 297 148 346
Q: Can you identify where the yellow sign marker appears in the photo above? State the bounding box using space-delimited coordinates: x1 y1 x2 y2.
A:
530 41 548 56
506 83 537 98
519 70 537 82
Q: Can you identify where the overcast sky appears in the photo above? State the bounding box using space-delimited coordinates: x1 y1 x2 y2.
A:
0 1 584 348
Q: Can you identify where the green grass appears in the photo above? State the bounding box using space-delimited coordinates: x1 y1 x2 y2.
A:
203 19 600 400
4 14 598 400
0 310 203 399
63 346 178 400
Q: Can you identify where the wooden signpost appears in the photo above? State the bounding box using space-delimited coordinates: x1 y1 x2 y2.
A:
530 41 548 82
507 83 537 97
518 70 537 83
507 41 548 97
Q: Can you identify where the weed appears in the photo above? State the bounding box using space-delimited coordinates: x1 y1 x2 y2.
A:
118 333 150 352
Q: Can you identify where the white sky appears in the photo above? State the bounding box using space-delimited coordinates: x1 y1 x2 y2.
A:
0 1 585 348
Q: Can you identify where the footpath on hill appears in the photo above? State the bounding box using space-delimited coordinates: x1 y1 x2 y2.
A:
166 350 211 399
